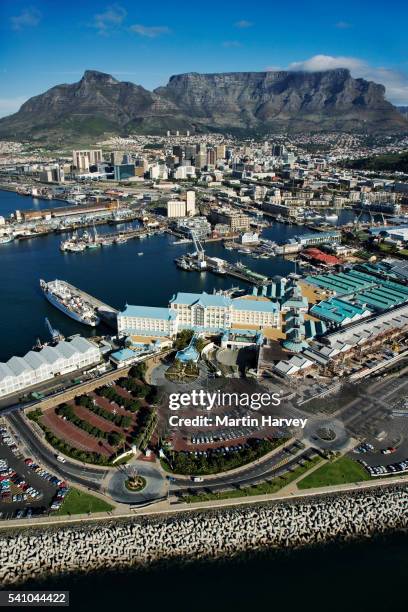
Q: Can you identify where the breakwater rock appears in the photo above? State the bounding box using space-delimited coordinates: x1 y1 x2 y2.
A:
1 486 407 585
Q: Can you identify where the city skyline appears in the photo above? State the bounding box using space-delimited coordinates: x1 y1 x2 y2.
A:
1 0 408 117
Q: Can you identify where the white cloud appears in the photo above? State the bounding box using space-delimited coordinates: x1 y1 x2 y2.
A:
286 55 408 105
0 96 28 118
234 20 254 28
222 40 242 48
335 21 352 29
11 7 41 30
130 24 171 38
92 4 127 35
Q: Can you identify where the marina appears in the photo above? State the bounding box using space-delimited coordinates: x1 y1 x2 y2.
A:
0 190 380 361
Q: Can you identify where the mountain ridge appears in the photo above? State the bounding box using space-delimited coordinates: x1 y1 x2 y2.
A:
0 69 406 143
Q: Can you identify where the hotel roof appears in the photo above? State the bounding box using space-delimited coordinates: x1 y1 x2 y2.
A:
169 292 231 308
232 298 279 312
121 305 177 320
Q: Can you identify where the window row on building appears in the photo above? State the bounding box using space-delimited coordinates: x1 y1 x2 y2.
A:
117 292 281 338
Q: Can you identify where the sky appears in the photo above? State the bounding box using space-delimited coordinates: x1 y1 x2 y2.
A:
1 0 408 118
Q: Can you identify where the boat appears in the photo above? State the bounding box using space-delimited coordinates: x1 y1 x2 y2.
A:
60 239 86 252
324 213 339 223
137 252 144 256
213 266 227 275
40 279 100 327
101 239 113 246
0 235 14 245
173 238 192 245
115 236 128 245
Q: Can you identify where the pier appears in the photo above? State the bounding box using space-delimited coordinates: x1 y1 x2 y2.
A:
63 281 118 328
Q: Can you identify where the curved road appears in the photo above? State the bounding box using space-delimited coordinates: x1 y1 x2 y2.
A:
7 411 108 492
7 411 315 499
170 445 315 494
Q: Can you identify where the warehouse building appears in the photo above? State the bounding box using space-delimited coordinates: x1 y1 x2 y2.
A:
0 337 101 398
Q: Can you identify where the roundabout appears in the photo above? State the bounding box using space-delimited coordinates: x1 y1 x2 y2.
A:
302 417 351 452
124 468 147 492
106 460 168 505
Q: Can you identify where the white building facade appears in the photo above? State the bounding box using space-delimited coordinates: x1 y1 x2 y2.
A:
0 337 101 398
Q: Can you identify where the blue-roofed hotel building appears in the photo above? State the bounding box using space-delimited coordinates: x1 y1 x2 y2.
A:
117 291 281 338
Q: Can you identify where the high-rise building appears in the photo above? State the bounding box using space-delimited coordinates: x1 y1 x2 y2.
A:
184 145 196 161
185 191 196 216
207 148 216 166
110 150 125 165
195 153 207 169
215 145 226 160
167 192 196 217
196 143 206 155
72 150 103 171
167 200 187 218
272 144 286 157
172 146 183 162
114 164 136 181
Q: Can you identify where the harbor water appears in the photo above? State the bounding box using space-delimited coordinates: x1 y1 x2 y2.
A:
0 190 361 361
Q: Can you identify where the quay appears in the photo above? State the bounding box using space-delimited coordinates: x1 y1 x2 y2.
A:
63 281 118 328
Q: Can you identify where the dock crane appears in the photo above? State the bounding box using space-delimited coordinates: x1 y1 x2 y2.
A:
45 318 64 343
190 230 207 269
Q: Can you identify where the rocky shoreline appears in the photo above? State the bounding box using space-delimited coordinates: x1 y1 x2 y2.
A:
1 486 407 586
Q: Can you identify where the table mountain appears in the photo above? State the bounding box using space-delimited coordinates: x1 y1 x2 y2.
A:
156 69 406 133
0 69 406 143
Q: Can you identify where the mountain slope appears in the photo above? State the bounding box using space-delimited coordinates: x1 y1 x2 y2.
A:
0 70 193 142
156 69 406 132
0 69 406 143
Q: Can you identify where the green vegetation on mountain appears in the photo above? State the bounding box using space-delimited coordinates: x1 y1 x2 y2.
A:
344 150 408 172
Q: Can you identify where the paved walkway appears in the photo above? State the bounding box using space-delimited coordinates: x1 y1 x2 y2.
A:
1 472 407 532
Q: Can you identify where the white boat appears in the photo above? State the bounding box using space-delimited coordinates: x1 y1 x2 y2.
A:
137 252 144 256
0 235 14 245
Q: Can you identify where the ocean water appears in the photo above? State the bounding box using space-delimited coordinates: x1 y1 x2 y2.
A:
19 531 408 611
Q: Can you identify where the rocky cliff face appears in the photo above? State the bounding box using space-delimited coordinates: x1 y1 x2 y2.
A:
0 69 406 142
0 70 192 141
155 69 404 132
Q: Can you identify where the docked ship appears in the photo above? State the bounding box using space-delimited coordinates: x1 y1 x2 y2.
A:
40 279 100 327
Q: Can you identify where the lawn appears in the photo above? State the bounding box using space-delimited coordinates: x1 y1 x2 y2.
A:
297 456 370 490
183 455 322 503
55 488 114 516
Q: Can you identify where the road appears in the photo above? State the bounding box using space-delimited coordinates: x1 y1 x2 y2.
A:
170 446 316 494
7 410 313 499
6 411 108 492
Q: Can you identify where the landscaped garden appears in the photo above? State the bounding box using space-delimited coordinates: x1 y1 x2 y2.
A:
28 368 159 465
162 438 287 476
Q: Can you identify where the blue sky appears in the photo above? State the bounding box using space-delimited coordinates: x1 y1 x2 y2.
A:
1 0 408 117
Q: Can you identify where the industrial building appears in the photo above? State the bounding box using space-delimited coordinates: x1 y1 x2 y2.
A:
311 298 372 326
0 337 101 398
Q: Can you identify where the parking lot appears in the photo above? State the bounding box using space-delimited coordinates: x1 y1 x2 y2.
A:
0 426 67 520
